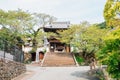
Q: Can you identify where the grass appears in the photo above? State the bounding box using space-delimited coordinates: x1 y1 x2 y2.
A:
75 54 84 65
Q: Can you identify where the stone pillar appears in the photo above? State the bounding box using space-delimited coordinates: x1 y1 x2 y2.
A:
35 48 40 62
46 46 49 52
71 46 74 52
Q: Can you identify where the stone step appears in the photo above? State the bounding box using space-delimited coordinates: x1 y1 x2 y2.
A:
42 52 76 67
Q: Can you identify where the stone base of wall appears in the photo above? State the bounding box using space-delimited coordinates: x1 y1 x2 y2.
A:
24 52 32 63
0 58 26 80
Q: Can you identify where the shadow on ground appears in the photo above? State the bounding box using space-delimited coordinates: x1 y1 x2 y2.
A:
71 71 100 80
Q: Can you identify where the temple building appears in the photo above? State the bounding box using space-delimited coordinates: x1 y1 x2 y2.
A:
23 21 71 62
43 22 71 53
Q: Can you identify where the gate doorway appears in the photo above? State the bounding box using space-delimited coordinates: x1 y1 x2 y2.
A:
31 52 36 61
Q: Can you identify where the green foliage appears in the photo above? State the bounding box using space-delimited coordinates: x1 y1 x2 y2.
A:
0 27 20 46
45 32 57 39
107 52 120 79
59 23 107 52
0 9 31 34
29 48 36 54
97 22 107 29
75 54 84 65
104 0 120 27
35 31 44 46
58 22 107 63
26 13 56 48
103 1 120 79
0 9 32 46
43 49 46 54
98 29 120 79
57 25 76 45
0 9 56 50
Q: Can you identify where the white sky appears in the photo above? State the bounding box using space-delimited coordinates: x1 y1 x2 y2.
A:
0 0 106 24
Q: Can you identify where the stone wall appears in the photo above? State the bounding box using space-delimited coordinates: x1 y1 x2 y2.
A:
0 58 26 80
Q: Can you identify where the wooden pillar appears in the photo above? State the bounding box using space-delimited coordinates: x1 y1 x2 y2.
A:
66 45 70 53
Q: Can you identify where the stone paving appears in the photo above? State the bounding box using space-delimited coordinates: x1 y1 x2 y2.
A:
13 65 99 80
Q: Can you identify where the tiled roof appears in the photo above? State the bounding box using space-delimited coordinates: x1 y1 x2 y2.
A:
45 22 70 29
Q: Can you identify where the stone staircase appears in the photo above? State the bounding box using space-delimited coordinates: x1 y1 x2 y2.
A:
42 52 76 67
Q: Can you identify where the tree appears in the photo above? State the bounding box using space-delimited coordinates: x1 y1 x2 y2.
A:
0 9 31 46
25 13 56 50
97 22 107 29
104 0 120 27
58 22 107 63
0 9 56 50
103 1 120 79
57 25 76 45
97 29 120 79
